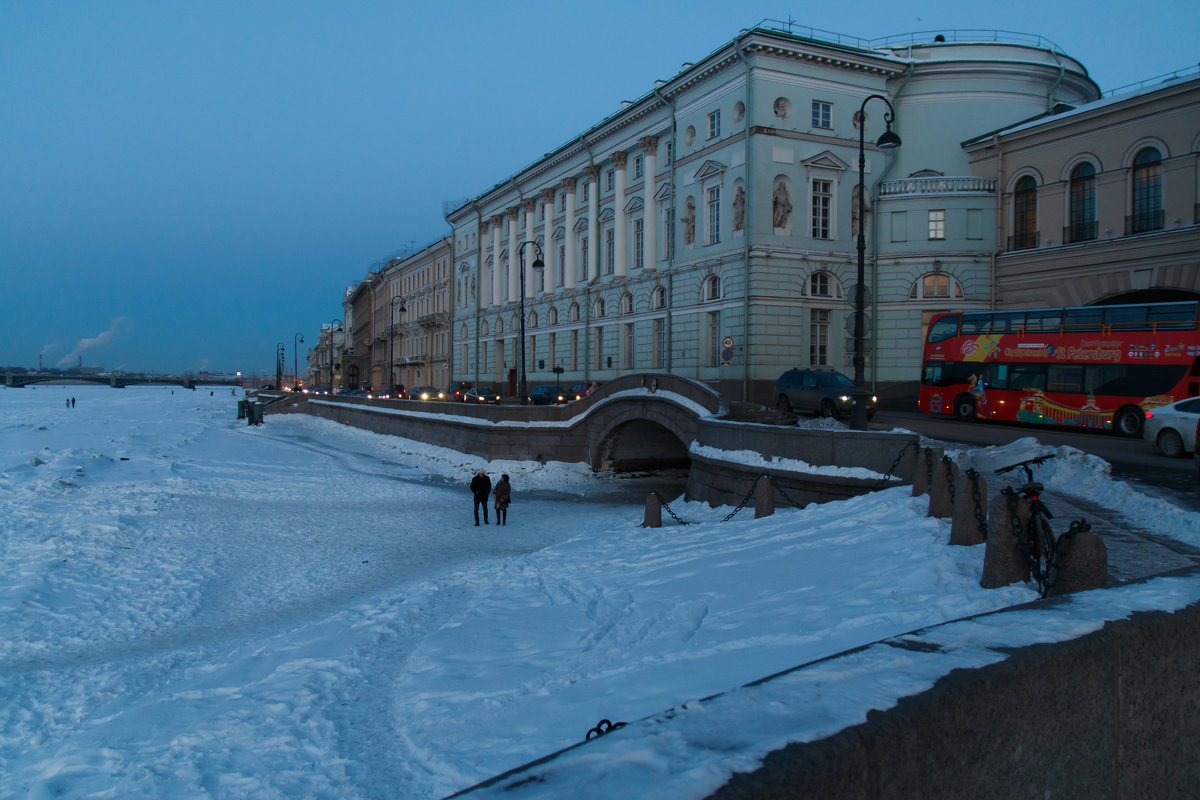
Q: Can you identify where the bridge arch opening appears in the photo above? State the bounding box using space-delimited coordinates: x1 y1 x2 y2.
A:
593 418 691 473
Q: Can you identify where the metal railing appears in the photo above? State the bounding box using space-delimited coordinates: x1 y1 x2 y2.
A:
878 176 996 197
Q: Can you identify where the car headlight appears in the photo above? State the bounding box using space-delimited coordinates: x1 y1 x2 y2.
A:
839 395 850 402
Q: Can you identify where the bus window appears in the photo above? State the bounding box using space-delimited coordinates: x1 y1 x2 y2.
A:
1024 309 1063 333
989 311 1025 333
1085 364 1127 394
960 314 990 335
1090 365 1187 396
1104 305 1149 330
985 363 1009 389
1148 302 1198 330
1009 364 1047 391
927 316 960 343
923 361 980 386
1047 364 1084 393
1064 307 1104 332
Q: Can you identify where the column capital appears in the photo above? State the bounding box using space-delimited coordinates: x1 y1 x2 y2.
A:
523 197 537 213
583 166 600 182
480 220 489 235
561 177 577 192
491 214 505 226
639 135 659 152
610 150 628 169
541 187 556 204
507 207 520 220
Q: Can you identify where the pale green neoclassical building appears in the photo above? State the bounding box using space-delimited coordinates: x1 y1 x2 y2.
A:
444 22 1101 405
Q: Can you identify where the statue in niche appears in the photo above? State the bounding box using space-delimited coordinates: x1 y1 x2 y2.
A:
683 197 696 245
732 185 745 232
851 185 871 239
772 179 792 230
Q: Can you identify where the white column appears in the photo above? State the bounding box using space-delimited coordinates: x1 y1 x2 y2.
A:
541 188 556 294
562 177 577 291
490 215 503 307
586 166 599 284
640 136 658 272
523 198 537 299
611 151 628 279
507 207 520 302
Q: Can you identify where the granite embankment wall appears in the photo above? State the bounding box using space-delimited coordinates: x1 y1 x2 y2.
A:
261 373 919 507
710 592 1200 799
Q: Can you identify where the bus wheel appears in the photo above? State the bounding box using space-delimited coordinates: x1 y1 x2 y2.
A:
953 394 976 421
1114 406 1144 438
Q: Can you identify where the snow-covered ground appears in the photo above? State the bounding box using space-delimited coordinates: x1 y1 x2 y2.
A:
2 385 1198 799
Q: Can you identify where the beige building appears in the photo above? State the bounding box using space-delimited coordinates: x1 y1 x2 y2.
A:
382 237 453 392
965 72 1200 308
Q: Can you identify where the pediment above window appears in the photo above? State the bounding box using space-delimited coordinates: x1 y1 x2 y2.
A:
801 150 851 172
573 216 590 233
598 207 615 223
654 182 673 202
624 196 644 214
693 159 726 181
553 225 566 240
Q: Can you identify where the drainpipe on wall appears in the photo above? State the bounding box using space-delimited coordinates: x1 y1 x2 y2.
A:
992 135 1004 309
474 205 483 384
734 33 753 403
652 82 678 376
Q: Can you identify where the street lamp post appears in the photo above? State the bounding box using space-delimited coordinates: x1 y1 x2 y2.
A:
851 94 901 430
276 342 285 389
293 333 304 389
516 241 545 404
327 319 342 393
390 296 406 395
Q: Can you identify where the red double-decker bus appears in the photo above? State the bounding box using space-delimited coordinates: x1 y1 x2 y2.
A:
919 301 1200 436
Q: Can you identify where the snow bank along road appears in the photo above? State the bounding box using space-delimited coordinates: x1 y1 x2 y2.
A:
2 386 1198 799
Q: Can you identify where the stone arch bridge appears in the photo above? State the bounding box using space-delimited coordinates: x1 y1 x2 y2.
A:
5 372 245 390
267 373 917 506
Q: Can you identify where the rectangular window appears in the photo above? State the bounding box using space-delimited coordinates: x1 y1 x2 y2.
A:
605 228 615 275
811 100 832 129
928 210 946 240
635 218 644 269
557 244 565 286
708 311 721 367
810 309 829 366
708 110 721 139
706 186 720 245
594 326 604 370
606 170 614 192
570 330 578 370
811 179 832 239
581 236 589 280
634 156 643 179
548 332 556 370
481 341 489 373
560 192 566 211
582 183 590 201
665 208 674 260
624 323 635 369
665 142 673 165
891 211 908 242
652 318 664 369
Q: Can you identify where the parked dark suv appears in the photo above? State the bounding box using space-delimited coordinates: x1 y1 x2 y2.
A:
774 368 876 419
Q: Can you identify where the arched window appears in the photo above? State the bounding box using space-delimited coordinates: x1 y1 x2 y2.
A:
1012 176 1038 250
495 317 504 335
908 273 964 300
481 320 490 336
529 310 538 328
568 302 580 322
808 271 833 298
1067 162 1097 243
595 298 606 318
620 293 633 315
548 306 558 325
704 275 721 301
1130 148 1163 234
652 286 666 310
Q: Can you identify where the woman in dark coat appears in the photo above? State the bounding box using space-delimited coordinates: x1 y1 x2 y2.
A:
492 474 511 526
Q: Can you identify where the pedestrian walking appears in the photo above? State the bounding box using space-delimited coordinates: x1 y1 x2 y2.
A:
71 397 75 408
470 469 492 526
493 474 511 526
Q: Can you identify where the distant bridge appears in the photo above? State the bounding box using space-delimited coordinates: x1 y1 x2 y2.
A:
5 372 245 389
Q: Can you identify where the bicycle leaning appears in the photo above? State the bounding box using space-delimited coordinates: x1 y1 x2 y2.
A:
994 454 1091 597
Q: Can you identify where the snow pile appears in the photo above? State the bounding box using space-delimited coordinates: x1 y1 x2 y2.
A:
1 387 1197 799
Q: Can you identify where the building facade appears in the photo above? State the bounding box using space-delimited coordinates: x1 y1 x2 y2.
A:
445 25 1101 404
965 73 1200 308
382 237 453 392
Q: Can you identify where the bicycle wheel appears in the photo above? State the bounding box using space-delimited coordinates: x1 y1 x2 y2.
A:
1032 515 1057 595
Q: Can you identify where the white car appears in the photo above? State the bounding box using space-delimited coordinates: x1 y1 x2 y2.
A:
1143 397 1200 457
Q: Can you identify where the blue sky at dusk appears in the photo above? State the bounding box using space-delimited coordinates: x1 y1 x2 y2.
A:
2 0 1195 376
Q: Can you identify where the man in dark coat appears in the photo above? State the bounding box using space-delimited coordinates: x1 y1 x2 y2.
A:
470 470 492 526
